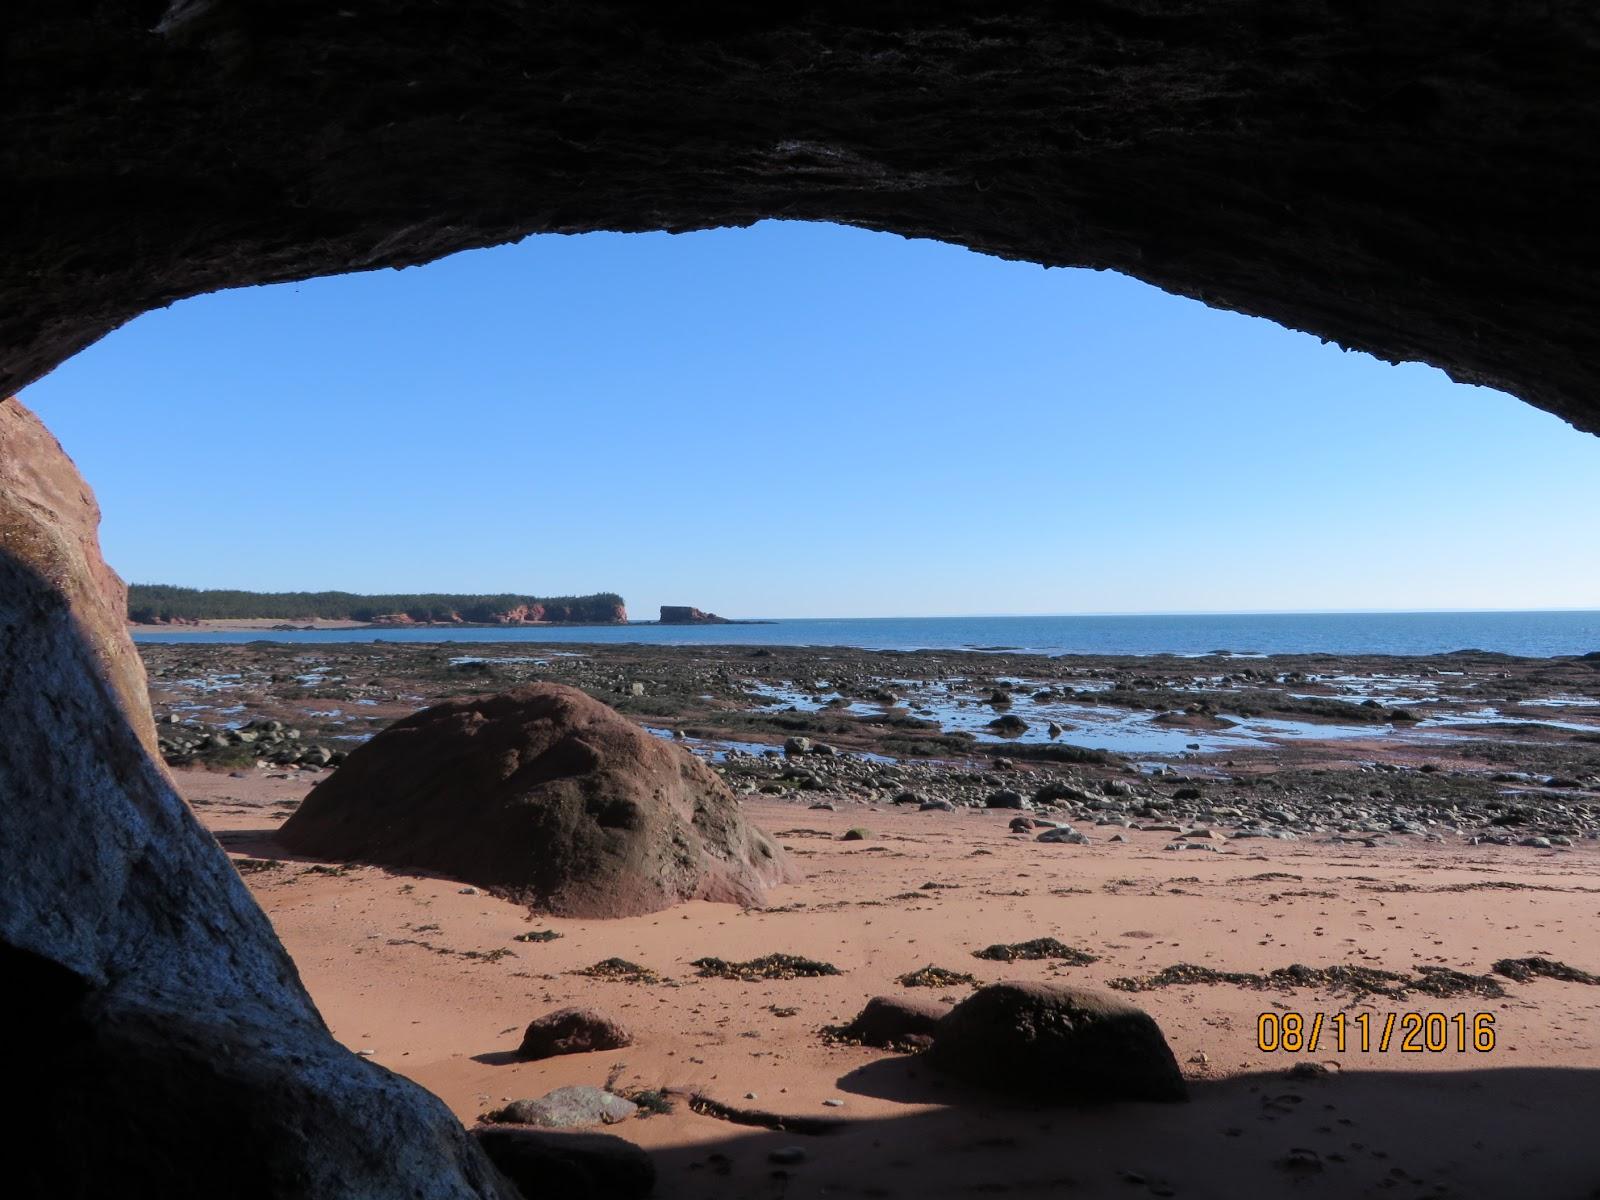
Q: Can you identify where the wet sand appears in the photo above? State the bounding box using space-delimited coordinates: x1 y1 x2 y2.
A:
187 767 1600 1200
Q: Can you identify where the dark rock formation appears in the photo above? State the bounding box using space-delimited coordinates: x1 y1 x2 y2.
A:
988 714 1029 737
0 397 514 1199
835 995 948 1050
278 684 795 916
473 1127 656 1200
660 605 729 624
5 7 1599 434
517 1008 634 1061
925 981 1188 1102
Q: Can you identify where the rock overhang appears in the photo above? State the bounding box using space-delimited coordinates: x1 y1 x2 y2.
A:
2 3 1598 432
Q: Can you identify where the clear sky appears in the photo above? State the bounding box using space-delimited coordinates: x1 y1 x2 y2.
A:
18 220 1600 619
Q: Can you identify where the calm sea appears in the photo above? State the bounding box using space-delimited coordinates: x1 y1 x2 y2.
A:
131 610 1600 658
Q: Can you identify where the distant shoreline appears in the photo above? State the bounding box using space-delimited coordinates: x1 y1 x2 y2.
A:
128 617 776 632
126 611 1597 657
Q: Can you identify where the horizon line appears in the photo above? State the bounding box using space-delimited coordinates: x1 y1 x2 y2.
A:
725 606 1600 620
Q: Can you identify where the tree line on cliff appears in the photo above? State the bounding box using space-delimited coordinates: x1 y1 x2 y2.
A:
127 584 626 624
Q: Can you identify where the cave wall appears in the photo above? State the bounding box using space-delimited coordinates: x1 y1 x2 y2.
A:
4 2 1598 431
0 400 157 755
0 397 514 1199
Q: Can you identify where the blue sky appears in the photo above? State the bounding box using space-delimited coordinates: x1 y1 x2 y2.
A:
19 220 1600 618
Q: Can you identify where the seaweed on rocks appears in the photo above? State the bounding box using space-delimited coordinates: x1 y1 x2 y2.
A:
1493 956 1600 985
571 958 665 984
972 938 1099 964
691 953 841 981
1109 961 1505 999
897 964 977 988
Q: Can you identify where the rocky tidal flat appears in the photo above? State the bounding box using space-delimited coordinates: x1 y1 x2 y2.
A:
145 641 1600 848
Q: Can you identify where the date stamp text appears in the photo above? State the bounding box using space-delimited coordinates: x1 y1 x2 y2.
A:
1257 1011 1496 1054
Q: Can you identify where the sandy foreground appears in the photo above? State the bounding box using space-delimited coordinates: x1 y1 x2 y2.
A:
183 768 1600 1200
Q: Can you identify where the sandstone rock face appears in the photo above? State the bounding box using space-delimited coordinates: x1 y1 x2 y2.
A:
279 684 795 916
493 604 543 624
5 7 1599 434
490 601 628 624
540 599 628 624
0 396 515 1200
0 398 155 754
925 981 1188 1102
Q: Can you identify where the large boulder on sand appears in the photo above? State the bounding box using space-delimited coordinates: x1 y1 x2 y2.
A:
279 684 795 916
924 981 1187 1102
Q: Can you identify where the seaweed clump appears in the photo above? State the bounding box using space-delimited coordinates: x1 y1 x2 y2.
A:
571 957 665 984
1108 961 1504 999
972 937 1099 964
896 964 977 988
1493 956 1600 985
691 953 841 980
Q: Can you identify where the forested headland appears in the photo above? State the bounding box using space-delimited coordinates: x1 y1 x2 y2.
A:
127 585 627 624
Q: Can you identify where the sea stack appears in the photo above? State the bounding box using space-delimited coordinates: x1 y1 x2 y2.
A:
660 605 730 624
278 684 795 917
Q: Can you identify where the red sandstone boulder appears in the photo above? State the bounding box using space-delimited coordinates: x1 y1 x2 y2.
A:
278 684 795 916
924 981 1187 1102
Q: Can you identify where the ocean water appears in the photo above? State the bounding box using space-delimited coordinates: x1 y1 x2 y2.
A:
131 610 1600 658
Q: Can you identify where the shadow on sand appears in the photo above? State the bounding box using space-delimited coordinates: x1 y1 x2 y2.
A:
633 1061 1600 1200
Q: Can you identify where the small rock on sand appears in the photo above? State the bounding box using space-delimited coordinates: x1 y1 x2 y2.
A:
517 1008 633 1060
986 789 1027 809
484 1085 638 1128
830 995 948 1049
1037 826 1089 844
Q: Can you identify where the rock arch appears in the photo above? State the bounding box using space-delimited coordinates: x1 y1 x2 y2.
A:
5 3 1599 432
1 5 1595 1196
